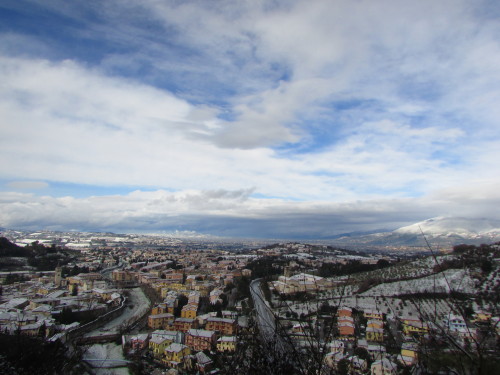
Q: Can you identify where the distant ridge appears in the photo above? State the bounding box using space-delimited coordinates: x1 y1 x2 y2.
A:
331 216 500 250
395 216 500 236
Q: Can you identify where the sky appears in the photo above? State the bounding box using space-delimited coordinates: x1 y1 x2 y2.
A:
1 0 500 239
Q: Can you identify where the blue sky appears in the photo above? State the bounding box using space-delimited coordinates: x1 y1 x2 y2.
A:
1 0 500 238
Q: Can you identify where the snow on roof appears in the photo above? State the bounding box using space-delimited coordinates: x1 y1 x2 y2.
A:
366 327 383 333
175 317 195 323
1 298 28 308
207 317 235 324
153 329 178 336
195 351 212 364
217 336 236 342
32 304 52 312
165 343 187 353
46 290 66 299
187 329 215 338
150 313 174 319
289 273 323 281
150 335 172 345
131 333 150 341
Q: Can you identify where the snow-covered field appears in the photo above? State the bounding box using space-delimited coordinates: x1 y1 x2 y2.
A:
274 293 456 323
360 268 476 296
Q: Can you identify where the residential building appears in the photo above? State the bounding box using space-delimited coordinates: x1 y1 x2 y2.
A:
181 303 198 319
339 321 355 336
148 313 174 330
364 309 384 320
443 313 467 332
163 343 191 367
130 333 150 351
337 306 353 318
401 318 429 336
328 340 345 354
217 336 236 352
195 351 213 373
367 319 384 329
371 358 398 375
366 327 384 342
151 303 168 315
174 317 198 332
398 342 418 366
149 335 175 358
338 315 354 324
185 329 216 351
205 317 237 335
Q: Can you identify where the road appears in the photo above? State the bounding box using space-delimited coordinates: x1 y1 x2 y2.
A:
250 279 276 337
250 279 291 356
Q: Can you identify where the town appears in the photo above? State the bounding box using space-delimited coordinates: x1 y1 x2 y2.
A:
0 229 499 374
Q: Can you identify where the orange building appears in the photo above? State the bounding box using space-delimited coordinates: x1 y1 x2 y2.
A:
337 306 353 317
185 329 216 352
338 321 355 336
174 317 198 332
181 303 198 319
148 313 174 330
152 303 168 315
205 317 237 335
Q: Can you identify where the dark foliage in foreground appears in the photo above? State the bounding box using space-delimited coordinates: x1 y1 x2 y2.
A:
0 333 71 374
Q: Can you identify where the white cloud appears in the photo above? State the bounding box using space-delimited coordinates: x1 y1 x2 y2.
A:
5 181 49 190
0 53 498 204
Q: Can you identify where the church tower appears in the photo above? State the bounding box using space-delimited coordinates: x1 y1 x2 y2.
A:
54 266 62 287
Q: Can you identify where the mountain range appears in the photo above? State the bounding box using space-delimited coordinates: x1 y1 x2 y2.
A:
331 216 500 251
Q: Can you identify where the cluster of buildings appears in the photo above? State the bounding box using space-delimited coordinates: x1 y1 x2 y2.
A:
274 272 334 294
0 267 122 340
127 315 238 373
321 307 396 374
120 265 244 372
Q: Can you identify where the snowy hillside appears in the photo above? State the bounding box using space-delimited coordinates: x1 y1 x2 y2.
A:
395 216 500 237
359 268 477 296
333 216 500 249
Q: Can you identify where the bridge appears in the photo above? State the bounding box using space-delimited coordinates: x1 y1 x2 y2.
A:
84 358 132 368
76 333 121 345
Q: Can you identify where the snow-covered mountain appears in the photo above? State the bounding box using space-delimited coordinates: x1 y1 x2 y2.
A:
394 216 500 237
333 216 500 251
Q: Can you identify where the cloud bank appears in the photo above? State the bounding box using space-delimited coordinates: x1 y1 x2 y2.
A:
2 183 500 238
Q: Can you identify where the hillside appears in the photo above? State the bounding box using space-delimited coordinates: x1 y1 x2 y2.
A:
332 216 500 250
0 237 31 257
350 246 496 316
0 237 73 271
